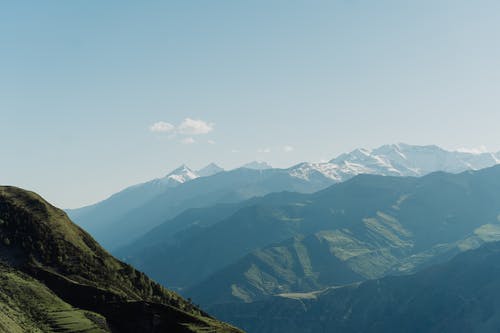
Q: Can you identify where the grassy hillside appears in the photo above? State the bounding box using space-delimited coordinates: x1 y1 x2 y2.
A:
0 263 107 333
188 218 500 306
0 186 242 333
211 240 500 333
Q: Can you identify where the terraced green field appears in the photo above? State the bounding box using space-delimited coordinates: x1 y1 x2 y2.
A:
0 264 108 333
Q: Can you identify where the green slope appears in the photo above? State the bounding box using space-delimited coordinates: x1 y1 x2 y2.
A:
211 240 500 333
189 215 500 306
187 226 405 305
0 186 242 333
0 263 107 333
116 191 308 288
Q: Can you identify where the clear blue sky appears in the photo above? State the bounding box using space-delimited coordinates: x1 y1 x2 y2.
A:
2 0 500 208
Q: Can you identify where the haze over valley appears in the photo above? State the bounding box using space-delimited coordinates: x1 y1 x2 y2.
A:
3 1 500 332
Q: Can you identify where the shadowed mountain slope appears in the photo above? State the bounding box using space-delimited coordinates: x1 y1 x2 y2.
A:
0 186 242 333
210 241 500 333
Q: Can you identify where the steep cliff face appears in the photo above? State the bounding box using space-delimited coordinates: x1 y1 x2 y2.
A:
0 186 242 333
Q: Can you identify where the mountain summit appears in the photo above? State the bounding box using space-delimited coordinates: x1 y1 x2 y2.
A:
241 161 273 170
160 164 199 185
197 163 224 177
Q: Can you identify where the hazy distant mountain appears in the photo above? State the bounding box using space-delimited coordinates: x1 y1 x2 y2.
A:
0 186 241 333
73 168 327 250
211 241 500 333
66 164 209 249
241 161 273 170
197 163 224 177
66 164 199 223
68 144 500 250
117 165 500 306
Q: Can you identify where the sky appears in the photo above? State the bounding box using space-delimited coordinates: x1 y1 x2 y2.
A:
2 0 500 208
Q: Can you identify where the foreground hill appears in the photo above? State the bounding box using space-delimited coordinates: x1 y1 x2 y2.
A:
211 241 500 333
0 186 241 333
116 166 500 306
69 144 499 250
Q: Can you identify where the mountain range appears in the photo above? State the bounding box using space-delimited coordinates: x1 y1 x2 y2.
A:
115 165 500 310
292 143 499 181
6 143 500 332
68 143 500 250
0 186 241 332
68 166 329 250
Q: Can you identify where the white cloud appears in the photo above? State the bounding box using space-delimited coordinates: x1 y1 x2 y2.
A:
231 149 240 153
181 137 196 144
150 118 215 146
283 145 294 152
150 121 175 133
257 148 271 153
456 145 489 154
178 118 214 135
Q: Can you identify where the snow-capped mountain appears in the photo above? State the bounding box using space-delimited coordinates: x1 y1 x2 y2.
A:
288 143 500 182
145 164 199 188
163 164 199 184
155 163 224 184
153 144 500 186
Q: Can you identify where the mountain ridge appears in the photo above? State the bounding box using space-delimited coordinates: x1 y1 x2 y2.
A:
0 186 241 333
210 240 500 333
68 143 500 250
71 143 500 210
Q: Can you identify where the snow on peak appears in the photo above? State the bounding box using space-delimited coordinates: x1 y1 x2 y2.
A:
456 146 489 155
164 164 199 184
288 160 376 182
290 143 500 183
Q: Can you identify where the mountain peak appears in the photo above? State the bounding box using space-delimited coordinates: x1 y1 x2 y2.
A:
164 164 199 183
241 161 272 170
168 164 192 174
198 163 224 177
